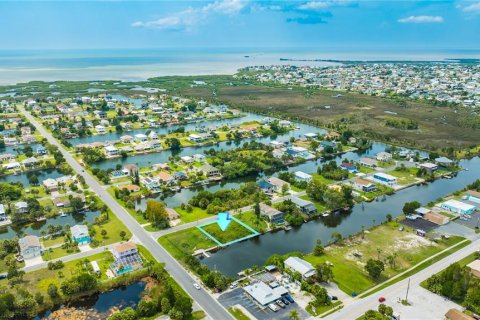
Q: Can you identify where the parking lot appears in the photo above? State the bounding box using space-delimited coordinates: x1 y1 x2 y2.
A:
218 288 310 320
452 212 480 229
400 218 438 232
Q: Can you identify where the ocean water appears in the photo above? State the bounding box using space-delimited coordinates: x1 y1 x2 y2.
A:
0 47 478 85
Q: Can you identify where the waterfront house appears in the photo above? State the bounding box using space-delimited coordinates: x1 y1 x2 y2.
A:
0 204 6 221
290 196 317 215
320 140 336 149
156 171 175 185
267 177 290 193
21 157 39 169
119 184 141 193
372 172 397 186
181 156 193 164
435 157 454 166
259 203 284 224
376 152 392 162
193 154 206 162
440 199 476 215
142 177 161 192
341 162 357 172
243 281 288 306
19 235 42 259
419 163 438 173
359 157 378 168
279 120 292 127
174 171 187 180
3 161 21 170
464 190 480 204
189 134 203 142
36 145 47 155
123 164 139 177
42 178 59 191
14 201 29 214
104 145 119 157
294 171 312 182
20 126 31 135
353 178 376 193
110 242 143 276
149 139 161 149
22 135 37 144
95 125 106 134
71 224 91 245
284 256 316 280
134 134 148 142
304 133 318 140
258 180 275 195
0 153 15 162
198 164 221 178
120 135 133 143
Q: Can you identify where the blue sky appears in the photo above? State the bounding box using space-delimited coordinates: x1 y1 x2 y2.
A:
0 0 479 50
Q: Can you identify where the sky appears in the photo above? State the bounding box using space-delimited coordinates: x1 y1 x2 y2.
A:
0 0 479 51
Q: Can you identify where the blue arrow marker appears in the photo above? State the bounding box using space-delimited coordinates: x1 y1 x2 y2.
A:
217 212 232 231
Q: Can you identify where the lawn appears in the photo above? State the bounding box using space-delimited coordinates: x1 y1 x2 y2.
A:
306 301 342 317
300 194 328 212
158 227 216 261
357 166 375 174
175 206 211 223
312 173 336 185
304 222 465 296
200 219 257 245
228 307 250 320
235 210 268 233
388 168 419 185
91 211 132 246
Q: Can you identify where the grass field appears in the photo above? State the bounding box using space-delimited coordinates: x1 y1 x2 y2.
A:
228 307 250 320
303 222 465 295
200 219 257 245
169 82 480 155
388 168 419 185
158 228 216 261
175 206 211 223
235 210 268 233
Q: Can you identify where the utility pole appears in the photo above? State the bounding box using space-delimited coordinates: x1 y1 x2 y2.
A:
405 278 411 302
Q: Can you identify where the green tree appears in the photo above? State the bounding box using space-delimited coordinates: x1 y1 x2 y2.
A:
365 259 385 280
313 239 324 256
316 263 334 283
402 201 421 215
145 200 169 229
289 309 300 320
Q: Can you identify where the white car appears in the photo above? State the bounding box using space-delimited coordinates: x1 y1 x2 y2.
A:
268 303 279 312
193 282 201 290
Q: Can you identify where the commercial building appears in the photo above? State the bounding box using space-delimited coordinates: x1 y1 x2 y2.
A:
440 199 476 215
243 281 288 306
284 256 316 280
464 190 480 204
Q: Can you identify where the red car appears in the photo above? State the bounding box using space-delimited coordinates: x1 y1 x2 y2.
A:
378 297 386 303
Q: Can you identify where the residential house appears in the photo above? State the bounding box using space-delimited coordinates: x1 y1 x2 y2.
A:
304 133 318 140
95 125 106 134
181 156 193 164
71 224 91 245
0 204 6 221
359 157 378 168
278 120 292 127
142 177 161 192
353 178 376 193
120 135 133 143
193 154 206 162
341 162 357 172
104 145 119 157
36 145 47 155
376 152 392 162
157 171 175 185
19 235 42 259
440 199 476 215
123 164 139 177
165 208 180 221
467 260 480 278
134 134 148 142
258 180 275 195
420 163 438 174
284 256 316 280
199 164 221 178
290 196 317 215
267 177 290 193
149 139 161 149
189 134 203 142
435 157 454 166
14 201 29 213
110 242 143 275
294 171 312 182
42 178 59 191
320 141 336 149
259 203 284 224
119 184 141 193
0 154 15 162
372 172 397 186
174 171 187 180
21 157 39 169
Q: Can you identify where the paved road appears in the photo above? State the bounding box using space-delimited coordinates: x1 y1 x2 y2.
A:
23 244 115 272
21 107 233 320
325 237 480 320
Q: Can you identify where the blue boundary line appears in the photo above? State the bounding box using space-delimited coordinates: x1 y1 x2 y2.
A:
196 216 260 247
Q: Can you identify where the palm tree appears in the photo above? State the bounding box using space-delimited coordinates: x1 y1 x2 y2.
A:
289 309 300 320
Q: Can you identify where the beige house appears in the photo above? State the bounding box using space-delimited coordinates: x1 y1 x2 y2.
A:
467 260 480 279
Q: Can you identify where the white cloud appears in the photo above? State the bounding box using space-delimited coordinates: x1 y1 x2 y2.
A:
398 15 444 23
462 2 480 12
298 0 353 10
132 0 248 31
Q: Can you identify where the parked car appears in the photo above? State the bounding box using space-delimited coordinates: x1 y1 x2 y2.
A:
285 294 295 303
378 297 386 303
229 282 238 289
0 273 6 280
268 303 279 312
276 300 286 308
193 282 201 290
331 295 338 301
281 297 290 305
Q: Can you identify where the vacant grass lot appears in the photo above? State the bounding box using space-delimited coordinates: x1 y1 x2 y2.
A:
158 228 216 261
175 206 211 223
388 168 419 185
201 219 256 244
303 222 465 295
235 210 268 233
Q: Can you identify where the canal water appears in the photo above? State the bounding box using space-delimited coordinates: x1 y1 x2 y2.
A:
0 168 65 186
0 210 101 240
201 156 480 277
36 281 146 319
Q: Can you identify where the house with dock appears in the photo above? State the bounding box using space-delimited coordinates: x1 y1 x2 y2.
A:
290 196 317 215
19 235 42 259
259 203 284 224
372 172 397 186
71 224 91 245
